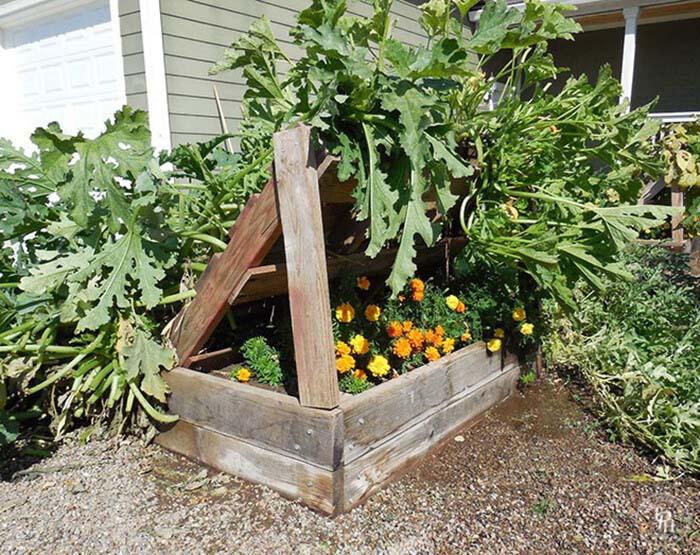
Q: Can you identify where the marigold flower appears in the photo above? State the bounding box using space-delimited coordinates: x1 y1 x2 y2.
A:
434 325 445 336
335 341 351 356
412 290 425 302
461 331 472 343
425 346 441 362
367 355 390 378
407 328 424 350
442 337 456 354
236 367 251 382
387 321 404 338
410 278 425 292
424 329 443 347
353 369 367 381
487 338 502 353
520 322 534 336
455 301 466 313
356 276 370 291
364 304 381 322
398 294 406 302
494 328 505 339
336 354 356 373
445 295 460 311
335 303 355 323
350 334 370 355
393 337 412 359
512 307 526 322
402 320 413 332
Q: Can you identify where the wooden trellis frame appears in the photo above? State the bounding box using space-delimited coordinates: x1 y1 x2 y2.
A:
157 124 520 513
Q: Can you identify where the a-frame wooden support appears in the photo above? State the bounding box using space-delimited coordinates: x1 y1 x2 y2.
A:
169 124 339 409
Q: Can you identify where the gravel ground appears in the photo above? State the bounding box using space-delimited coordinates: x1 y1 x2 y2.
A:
1 377 698 555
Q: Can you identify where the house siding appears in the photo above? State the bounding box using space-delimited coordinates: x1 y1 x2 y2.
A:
158 0 432 146
118 0 148 111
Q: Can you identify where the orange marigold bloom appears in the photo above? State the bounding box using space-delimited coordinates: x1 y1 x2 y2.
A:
364 304 381 322
387 321 404 338
356 276 370 291
353 369 367 381
461 330 472 343
335 341 351 356
393 337 412 359
335 303 355 323
424 329 443 347
434 325 445 336
407 328 424 350
412 290 425 302
425 346 441 362
410 278 425 292
402 320 413 332
336 354 356 373
455 301 466 313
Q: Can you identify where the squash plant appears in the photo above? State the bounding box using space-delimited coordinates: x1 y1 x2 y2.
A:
213 0 674 308
0 0 677 439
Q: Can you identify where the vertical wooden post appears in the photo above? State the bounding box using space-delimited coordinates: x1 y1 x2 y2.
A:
671 183 684 247
273 125 339 409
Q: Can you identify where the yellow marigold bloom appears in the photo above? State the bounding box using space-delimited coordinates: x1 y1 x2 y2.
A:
494 328 505 339
487 338 502 353
442 337 456 354
336 354 356 373
335 341 351 356
350 334 370 355
410 278 425 292
364 304 381 322
434 325 445 336
393 337 412 359
512 307 526 322
455 301 466 313
356 276 370 291
353 369 367 381
461 330 472 342
236 367 251 382
445 295 460 311
407 328 424 350
520 322 534 336
402 320 413 332
367 355 390 378
387 321 404 338
412 290 424 302
424 329 443 347
425 346 441 362
335 303 355 323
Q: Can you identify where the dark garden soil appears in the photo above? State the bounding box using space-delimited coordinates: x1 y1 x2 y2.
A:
1 375 698 554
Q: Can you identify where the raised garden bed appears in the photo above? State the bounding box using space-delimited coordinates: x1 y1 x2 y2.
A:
157 343 519 514
155 124 521 514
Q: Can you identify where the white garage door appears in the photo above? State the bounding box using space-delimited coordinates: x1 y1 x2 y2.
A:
0 0 125 149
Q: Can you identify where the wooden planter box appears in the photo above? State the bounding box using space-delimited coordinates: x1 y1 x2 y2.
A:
156 344 519 514
156 124 521 513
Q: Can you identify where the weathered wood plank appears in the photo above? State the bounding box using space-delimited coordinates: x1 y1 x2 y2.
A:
169 179 282 365
671 183 684 246
341 342 518 463
164 367 343 469
155 419 341 514
273 125 339 409
342 364 520 510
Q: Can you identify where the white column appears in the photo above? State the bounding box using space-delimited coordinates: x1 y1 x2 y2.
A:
620 6 639 107
139 0 171 152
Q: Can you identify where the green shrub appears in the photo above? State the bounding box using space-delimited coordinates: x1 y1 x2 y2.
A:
240 337 283 387
544 245 700 473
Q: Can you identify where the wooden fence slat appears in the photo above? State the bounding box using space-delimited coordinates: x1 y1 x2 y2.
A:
273 125 339 409
671 183 685 246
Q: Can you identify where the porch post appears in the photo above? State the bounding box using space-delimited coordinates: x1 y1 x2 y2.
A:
620 6 639 108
